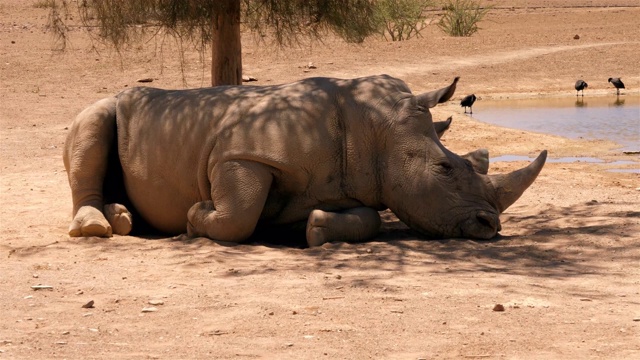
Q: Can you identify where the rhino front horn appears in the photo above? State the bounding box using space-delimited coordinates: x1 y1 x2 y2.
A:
489 150 547 213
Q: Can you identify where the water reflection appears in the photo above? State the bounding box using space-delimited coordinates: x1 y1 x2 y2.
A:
575 98 586 107
613 96 625 107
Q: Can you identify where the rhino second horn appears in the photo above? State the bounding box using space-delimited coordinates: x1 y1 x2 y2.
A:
489 150 547 213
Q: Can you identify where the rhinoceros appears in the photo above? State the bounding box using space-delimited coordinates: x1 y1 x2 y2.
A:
63 75 546 247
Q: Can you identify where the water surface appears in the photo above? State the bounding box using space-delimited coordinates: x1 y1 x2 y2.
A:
471 94 640 152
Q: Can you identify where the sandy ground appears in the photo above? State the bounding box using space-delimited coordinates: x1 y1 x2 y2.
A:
1 1 639 359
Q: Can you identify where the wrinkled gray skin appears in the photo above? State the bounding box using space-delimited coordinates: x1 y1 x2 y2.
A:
434 116 489 174
64 75 546 247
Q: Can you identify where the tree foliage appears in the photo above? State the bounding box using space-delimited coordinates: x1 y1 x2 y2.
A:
46 0 438 85
48 0 380 52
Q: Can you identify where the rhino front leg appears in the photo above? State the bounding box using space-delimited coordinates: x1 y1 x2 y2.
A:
187 160 273 243
306 207 382 247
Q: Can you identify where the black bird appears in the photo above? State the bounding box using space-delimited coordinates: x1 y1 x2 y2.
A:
460 94 476 114
608 77 625 95
575 80 588 96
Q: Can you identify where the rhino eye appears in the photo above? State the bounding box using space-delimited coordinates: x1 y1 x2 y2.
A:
436 161 454 175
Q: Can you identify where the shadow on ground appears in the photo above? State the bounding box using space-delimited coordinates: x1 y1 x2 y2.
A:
9 201 639 282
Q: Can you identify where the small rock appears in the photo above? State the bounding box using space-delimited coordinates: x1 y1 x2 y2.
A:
11 40 15 44
82 300 95 308
32 274 39 278
366 248 372 253
136 78 154 83
633 317 640 322
242 75 258 82
88 328 99 332
55 341 67 345
31 285 53 290
285 343 294 347
493 304 505 312
75 290 84 295
62 331 70 335
141 307 158 313
335 274 342 280
148 299 164 306
573 34 580 40
24 295 33 299
268 311 274 316
307 62 317 69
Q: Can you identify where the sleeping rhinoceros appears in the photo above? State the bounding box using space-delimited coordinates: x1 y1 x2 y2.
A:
63 75 546 246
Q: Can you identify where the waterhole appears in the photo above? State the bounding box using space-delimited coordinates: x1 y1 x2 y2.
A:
470 94 639 173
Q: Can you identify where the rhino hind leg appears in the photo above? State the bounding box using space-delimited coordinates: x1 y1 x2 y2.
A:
64 96 134 237
306 207 381 247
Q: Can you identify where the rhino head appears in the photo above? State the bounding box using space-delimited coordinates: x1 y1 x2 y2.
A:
378 77 546 239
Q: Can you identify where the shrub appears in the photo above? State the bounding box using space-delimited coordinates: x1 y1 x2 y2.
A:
33 0 56 9
438 0 491 37
374 0 434 41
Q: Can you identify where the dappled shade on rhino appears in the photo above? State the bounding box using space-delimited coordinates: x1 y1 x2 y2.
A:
63 75 546 246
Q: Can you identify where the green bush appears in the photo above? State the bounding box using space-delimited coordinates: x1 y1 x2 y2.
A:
438 0 491 37
374 0 434 41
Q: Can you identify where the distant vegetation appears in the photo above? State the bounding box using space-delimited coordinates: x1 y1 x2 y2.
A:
33 0 55 8
438 0 492 37
374 0 434 41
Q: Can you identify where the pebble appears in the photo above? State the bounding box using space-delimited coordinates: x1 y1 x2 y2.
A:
141 307 158 313
148 299 164 306
493 304 505 312
633 318 640 322
31 285 53 290
82 300 95 308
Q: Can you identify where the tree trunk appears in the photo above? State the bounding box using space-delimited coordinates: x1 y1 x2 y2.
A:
211 0 242 86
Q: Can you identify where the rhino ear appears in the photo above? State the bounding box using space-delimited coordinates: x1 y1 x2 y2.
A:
416 77 459 108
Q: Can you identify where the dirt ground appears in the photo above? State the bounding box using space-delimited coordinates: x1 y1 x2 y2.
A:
1 1 639 359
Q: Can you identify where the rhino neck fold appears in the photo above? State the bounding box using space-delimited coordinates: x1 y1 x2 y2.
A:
339 112 385 210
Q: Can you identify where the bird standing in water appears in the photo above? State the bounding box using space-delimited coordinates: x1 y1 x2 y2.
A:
460 94 477 114
575 80 588 96
608 77 625 95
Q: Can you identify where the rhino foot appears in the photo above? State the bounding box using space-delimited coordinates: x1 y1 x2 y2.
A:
68 206 112 237
306 207 382 247
103 203 132 235
306 210 329 247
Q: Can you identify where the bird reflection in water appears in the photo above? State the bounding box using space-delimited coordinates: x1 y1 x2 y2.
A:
575 98 586 107
612 96 625 107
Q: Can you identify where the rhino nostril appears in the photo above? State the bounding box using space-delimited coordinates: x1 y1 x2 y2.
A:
476 211 499 231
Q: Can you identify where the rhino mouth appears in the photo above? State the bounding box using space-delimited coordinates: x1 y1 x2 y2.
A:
405 209 501 240
467 210 502 239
